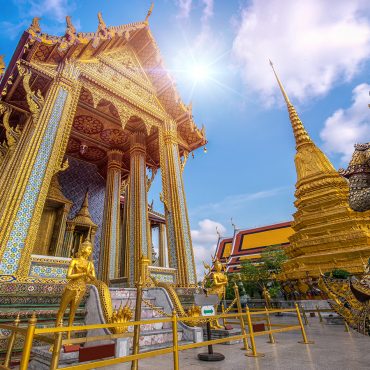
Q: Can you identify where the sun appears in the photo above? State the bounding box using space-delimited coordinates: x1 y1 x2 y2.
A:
189 62 211 82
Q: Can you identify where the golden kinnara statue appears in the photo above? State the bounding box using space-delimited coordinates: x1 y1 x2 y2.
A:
207 259 228 300
56 236 96 337
262 285 272 308
203 258 228 329
56 234 132 336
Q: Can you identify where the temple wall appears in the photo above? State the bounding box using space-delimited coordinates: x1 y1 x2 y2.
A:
59 156 105 268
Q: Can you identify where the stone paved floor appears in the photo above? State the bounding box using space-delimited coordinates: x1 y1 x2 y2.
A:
95 317 370 370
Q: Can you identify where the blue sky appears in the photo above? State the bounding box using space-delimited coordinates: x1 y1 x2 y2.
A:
1 0 370 275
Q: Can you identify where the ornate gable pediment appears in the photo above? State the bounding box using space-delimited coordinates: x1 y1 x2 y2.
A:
102 46 153 89
77 45 165 117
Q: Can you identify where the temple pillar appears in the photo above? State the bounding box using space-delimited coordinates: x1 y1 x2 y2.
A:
158 223 166 267
127 132 149 285
0 112 33 217
100 150 123 283
148 220 153 263
160 124 197 286
0 61 81 276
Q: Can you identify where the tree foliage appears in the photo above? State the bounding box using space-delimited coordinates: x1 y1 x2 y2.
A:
324 268 350 279
239 246 288 298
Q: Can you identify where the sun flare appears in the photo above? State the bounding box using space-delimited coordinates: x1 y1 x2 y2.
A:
188 62 211 82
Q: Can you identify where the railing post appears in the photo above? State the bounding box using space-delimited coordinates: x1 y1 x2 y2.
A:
344 321 350 333
233 283 250 351
50 320 64 370
316 305 323 323
19 312 37 370
131 276 143 370
172 310 179 370
295 303 314 344
3 314 20 367
221 302 227 328
245 306 264 357
300 305 308 325
264 306 275 344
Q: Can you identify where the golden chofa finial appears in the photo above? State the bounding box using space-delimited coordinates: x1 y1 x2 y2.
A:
97 12 106 28
145 2 154 23
27 17 41 36
65 15 76 36
269 59 290 105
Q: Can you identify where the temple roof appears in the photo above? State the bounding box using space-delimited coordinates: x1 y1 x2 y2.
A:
0 9 206 153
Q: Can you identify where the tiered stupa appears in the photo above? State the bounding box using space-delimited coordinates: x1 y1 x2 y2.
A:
270 62 370 282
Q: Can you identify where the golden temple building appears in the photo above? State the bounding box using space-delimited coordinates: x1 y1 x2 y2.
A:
270 62 370 282
0 11 206 288
215 221 294 272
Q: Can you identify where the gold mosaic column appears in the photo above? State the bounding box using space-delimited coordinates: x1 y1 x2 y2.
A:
0 112 34 217
160 124 197 286
128 132 149 285
0 61 81 276
158 223 166 267
100 149 123 283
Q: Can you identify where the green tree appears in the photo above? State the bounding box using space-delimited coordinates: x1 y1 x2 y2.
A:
239 246 288 298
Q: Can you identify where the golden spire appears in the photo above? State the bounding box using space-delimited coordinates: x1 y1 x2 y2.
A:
79 191 90 217
72 190 96 227
269 60 312 149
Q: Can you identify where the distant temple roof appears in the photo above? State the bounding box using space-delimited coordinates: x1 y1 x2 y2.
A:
215 221 294 273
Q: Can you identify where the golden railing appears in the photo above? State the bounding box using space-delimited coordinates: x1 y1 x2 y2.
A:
0 302 312 370
299 305 350 331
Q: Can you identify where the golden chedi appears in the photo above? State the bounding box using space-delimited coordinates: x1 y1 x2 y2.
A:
270 61 370 283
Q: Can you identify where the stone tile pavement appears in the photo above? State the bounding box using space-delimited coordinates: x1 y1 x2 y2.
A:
96 316 370 370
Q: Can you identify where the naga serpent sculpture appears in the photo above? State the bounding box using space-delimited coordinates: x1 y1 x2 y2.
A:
319 260 370 336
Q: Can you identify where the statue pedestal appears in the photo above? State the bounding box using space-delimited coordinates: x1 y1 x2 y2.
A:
202 328 242 345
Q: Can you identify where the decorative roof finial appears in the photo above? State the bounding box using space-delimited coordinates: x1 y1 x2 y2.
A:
145 2 154 23
216 226 222 240
65 16 76 37
97 12 106 29
231 218 238 232
27 17 41 36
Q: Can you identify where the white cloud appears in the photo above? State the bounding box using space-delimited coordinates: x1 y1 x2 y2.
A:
0 20 28 40
30 0 75 22
232 0 370 104
191 219 226 280
176 0 192 19
190 187 288 218
320 83 370 162
13 0 75 23
201 0 213 23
